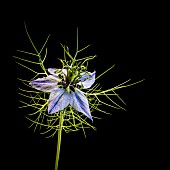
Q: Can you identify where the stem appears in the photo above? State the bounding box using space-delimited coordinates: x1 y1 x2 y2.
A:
55 111 64 170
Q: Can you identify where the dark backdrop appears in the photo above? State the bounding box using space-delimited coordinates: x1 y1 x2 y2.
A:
0 2 155 170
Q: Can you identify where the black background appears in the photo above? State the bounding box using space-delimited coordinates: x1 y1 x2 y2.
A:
0 2 157 170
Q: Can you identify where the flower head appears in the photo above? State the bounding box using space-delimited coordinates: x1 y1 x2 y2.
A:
29 67 96 120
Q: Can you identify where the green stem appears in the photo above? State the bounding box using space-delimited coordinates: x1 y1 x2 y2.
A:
55 111 64 170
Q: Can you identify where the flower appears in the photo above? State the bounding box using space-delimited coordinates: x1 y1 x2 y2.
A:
29 68 96 120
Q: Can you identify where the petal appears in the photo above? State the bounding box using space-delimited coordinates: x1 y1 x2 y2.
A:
78 71 96 89
48 68 68 76
48 68 56 75
29 75 58 92
70 89 93 120
62 69 68 77
48 88 70 114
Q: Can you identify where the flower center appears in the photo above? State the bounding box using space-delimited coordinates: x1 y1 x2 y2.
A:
58 69 81 92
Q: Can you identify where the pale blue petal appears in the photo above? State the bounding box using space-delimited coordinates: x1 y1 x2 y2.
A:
48 68 68 76
48 88 70 114
70 89 93 120
78 71 96 89
62 69 68 77
29 75 58 92
48 68 56 75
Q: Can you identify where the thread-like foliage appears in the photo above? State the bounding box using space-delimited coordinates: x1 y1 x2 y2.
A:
14 25 144 138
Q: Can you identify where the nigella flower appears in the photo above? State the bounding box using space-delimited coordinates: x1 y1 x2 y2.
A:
29 68 96 121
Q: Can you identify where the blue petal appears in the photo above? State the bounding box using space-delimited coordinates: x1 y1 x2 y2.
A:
48 88 70 114
29 75 58 92
78 71 96 89
48 68 68 76
70 89 93 120
48 68 56 74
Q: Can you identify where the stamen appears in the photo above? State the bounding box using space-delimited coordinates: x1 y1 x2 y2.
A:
70 85 75 92
58 74 63 79
76 84 81 89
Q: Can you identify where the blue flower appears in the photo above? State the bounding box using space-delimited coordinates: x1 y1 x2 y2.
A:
29 68 96 120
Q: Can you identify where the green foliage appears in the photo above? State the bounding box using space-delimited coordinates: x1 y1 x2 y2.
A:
14 25 144 138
